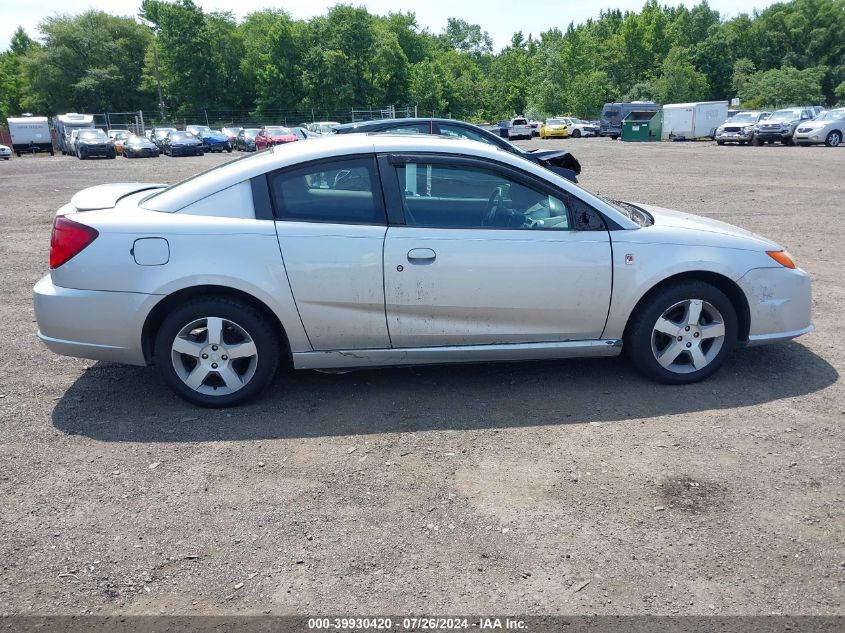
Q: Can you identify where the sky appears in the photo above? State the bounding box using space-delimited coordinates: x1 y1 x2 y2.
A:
1 0 778 52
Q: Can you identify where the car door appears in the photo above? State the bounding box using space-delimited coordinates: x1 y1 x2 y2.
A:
268 155 390 350
379 154 613 348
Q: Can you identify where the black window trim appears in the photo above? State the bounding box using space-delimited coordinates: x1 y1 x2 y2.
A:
378 152 611 231
265 153 388 226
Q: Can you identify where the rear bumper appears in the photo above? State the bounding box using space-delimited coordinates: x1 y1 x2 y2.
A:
33 275 153 366
736 267 813 347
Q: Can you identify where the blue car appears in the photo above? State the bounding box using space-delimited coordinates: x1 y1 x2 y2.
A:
197 129 232 153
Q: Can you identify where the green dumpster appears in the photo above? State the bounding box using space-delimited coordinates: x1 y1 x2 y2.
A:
621 110 662 142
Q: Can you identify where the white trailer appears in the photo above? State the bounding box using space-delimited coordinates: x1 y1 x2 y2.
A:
7 116 54 156
661 101 729 141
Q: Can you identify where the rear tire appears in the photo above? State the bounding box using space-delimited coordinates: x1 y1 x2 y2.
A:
154 297 281 408
625 281 737 384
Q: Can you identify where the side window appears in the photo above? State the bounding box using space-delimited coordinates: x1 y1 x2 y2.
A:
383 123 431 135
438 124 497 147
395 161 570 231
270 157 385 225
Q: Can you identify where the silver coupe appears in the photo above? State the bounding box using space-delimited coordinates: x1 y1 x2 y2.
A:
34 135 812 406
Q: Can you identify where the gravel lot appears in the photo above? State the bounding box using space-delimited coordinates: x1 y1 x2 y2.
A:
1 139 843 616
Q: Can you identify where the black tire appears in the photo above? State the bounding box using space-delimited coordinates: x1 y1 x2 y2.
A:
716 140 725 145
572 129 581 138
825 130 842 147
154 297 281 407
611 134 619 140
624 281 738 385
783 137 795 146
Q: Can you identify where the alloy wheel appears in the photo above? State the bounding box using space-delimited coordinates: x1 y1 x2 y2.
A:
170 316 258 396
650 299 725 374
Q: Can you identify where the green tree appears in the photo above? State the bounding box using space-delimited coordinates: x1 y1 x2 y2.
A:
738 65 826 108
24 11 151 113
652 46 710 103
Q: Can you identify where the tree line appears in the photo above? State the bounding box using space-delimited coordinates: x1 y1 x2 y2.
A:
1 0 843 125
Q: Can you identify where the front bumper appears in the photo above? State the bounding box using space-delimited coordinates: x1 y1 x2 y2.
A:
33 275 153 366
793 129 825 144
170 145 203 156
543 129 569 137
715 129 754 142
754 128 792 141
736 267 813 346
79 145 114 157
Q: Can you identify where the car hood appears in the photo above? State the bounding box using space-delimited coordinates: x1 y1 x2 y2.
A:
269 135 298 141
526 149 581 175
70 183 166 211
797 121 830 129
634 203 780 250
203 135 227 141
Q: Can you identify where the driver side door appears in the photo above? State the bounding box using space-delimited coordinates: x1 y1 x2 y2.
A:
381 155 613 348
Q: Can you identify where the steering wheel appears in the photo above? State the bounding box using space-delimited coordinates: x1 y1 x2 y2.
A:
482 189 504 227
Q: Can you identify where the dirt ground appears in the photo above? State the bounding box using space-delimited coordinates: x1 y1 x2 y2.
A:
0 138 843 616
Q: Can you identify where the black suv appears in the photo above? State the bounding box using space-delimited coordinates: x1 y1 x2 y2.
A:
332 118 581 182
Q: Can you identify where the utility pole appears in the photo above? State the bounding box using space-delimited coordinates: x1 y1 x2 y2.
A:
152 43 165 121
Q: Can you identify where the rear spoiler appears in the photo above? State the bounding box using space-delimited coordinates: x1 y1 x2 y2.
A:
70 183 167 211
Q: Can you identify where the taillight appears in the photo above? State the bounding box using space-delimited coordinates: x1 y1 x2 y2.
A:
49 216 99 269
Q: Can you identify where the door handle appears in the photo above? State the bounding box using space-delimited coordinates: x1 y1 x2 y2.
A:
407 248 436 264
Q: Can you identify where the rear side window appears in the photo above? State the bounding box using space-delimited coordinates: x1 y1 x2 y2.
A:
269 157 386 225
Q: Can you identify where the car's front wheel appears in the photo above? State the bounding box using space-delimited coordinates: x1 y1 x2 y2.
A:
154 298 281 407
825 130 842 147
625 281 737 384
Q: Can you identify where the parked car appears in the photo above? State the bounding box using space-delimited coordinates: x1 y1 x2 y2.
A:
151 127 177 151
122 134 160 158
508 117 532 140
185 125 211 138
162 131 204 157
308 121 340 135
109 131 131 155
714 111 770 145
793 108 845 147
68 128 97 155
221 126 243 144
539 118 570 139
290 126 317 140
254 126 299 150
0 143 11 160
197 129 233 153
559 117 599 138
753 107 816 145
333 117 581 182
33 134 812 407
75 129 115 159
236 128 261 152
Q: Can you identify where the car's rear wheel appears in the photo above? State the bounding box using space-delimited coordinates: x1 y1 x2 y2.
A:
625 281 737 384
154 298 280 407
825 130 842 147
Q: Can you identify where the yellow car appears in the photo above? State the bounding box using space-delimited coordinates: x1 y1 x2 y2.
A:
539 118 569 139
109 130 131 155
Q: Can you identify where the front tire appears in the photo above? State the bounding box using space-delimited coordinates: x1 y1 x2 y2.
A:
625 281 738 384
154 297 281 407
572 129 581 138
825 130 842 147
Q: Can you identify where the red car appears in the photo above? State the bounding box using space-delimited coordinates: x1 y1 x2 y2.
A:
254 126 299 150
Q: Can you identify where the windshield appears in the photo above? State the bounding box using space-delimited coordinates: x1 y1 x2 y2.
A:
768 109 800 121
169 132 192 141
814 109 845 121
244 129 260 138
546 119 564 126
569 118 585 124
79 130 106 140
728 113 757 123
154 130 172 138
265 127 291 135
127 135 147 143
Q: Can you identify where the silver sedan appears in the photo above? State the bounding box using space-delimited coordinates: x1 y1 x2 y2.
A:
34 135 813 406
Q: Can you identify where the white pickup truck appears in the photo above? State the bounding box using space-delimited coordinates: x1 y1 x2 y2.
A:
508 117 532 140
7 116 54 156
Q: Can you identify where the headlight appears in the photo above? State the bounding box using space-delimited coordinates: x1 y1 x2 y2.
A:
716 127 724 134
